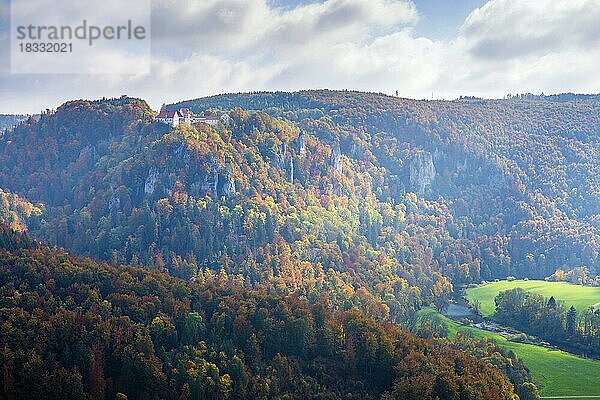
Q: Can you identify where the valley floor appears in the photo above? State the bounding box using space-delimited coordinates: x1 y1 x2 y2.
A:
419 308 600 397
466 280 600 316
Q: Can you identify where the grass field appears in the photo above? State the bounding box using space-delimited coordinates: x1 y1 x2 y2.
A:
466 280 600 316
419 308 600 397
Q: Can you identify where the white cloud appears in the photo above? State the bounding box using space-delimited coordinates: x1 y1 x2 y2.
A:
140 53 281 104
461 0 600 60
444 0 600 97
152 0 418 55
0 0 599 114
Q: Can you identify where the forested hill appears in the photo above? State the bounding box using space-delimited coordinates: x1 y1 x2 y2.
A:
0 92 598 327
0 224 524 399
170 90 600 270
171 90 600 217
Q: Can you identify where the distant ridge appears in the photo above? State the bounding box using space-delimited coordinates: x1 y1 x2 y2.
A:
168 89 600 112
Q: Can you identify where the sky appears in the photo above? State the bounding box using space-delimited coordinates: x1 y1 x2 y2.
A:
1 0 599 114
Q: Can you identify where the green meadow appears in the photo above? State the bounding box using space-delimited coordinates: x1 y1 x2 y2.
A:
419 308 600 397
466 280 600 316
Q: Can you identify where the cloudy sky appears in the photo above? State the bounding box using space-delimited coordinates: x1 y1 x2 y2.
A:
1 0 599 114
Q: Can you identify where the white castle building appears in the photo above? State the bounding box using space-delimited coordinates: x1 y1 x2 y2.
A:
156 108 232 127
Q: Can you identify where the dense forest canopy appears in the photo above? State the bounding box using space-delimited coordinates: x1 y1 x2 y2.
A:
0 224 525 399
0 91 598 327
171 90 600 275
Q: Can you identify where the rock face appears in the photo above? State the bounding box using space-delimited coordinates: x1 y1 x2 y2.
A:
108 189 120 211
199 160 235 198
331 144 342 173
409 151 436 196
144 168 160 195
211 163 219 195
220 168 235 197
298 133 306 157
274 143 287 169
350 141 359 158
200 159 220 197
457 158 468 173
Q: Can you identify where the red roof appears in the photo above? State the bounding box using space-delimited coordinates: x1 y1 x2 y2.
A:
157 110 181 119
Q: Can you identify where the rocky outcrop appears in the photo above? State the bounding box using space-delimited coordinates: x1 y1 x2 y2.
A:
200 158 219 195
144 168 160 195
409 151 436 196
298 133 306 157
331 143 342 173
350 141 359 158
220 168 235 197
457 158 468 173
174 143 191 164
108 186 120 211
273 143 288 169
199 159 236 198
